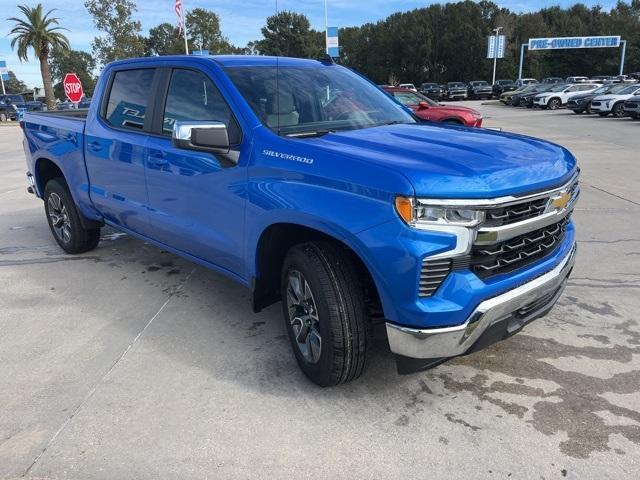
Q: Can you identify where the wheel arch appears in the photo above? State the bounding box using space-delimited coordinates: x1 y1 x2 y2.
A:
34 157 65 196
251 222 382 318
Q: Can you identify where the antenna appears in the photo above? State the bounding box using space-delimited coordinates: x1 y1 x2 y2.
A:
275 0 280 134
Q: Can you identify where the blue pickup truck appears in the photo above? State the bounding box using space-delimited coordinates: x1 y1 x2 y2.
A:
21 55 578 386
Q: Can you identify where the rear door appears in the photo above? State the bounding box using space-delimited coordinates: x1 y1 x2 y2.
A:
143 66 249 277
84 67 157 235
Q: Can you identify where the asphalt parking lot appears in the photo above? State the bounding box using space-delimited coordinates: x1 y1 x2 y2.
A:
1 105 639 480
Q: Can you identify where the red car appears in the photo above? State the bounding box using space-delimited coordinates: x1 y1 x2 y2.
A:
383 86 483 127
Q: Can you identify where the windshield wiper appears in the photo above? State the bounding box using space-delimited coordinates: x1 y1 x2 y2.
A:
283 129 333 138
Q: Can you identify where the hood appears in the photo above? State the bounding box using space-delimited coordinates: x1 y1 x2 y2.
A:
309 124 576 198
432 104 478 115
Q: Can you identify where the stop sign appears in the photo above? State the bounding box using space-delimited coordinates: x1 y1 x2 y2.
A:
63 73 84 103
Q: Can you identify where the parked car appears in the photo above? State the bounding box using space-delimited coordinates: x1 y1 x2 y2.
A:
623 96 640 118
565 76 590 83
443 82 468 100
590 75 612 82
533 83 601 110
512 84 556 108
21 55 579 385
78 96 92 109
0 94 28 120
515 78 538 87
398 83 417 92
383 86 483 126
467 80 493 100
590 84 640 117
492 79 516 97
567 84 628 114
501 85 536 105
542 77 564 84
419 83 444 100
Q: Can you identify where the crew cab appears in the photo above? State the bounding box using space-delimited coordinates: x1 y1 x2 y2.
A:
492 79 516 97
467 81 492 99
590 84 640 117
533 83 600 110
419 83 444 100
0 94 27 121
22 55 578 386
443 82 468 100
383 86 482 126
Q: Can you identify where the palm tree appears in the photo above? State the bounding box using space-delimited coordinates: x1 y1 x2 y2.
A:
8 4 70 110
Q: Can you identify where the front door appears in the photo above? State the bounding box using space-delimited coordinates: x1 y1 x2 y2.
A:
144 67 248 277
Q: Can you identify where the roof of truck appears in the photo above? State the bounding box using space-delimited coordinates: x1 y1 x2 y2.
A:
106 55 332 69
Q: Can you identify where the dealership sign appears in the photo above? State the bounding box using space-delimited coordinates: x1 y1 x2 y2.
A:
528 35 621 50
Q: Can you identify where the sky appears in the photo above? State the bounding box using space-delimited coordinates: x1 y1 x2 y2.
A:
0 0 622 88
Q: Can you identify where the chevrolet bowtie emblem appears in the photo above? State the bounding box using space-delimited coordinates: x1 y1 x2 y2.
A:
551 191 571 210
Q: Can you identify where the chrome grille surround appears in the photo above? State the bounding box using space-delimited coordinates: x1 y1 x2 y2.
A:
416 172 579 291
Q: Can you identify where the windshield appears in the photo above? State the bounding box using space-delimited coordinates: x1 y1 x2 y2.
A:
472 81 489 86
498 80 514 85
618 85 640 95
422 83 438 88
448 83 466 88
391 90 437 107
225 65 415 136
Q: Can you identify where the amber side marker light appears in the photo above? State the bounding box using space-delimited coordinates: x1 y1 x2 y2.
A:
395 196 414 224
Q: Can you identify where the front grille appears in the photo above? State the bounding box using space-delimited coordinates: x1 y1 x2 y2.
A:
624 102 639 110
419 258 452 297
591 101 601 106
469 217 569 278
484 197 548 227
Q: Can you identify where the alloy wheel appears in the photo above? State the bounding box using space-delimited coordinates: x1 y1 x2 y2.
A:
285 270 322 364
47 192 71 243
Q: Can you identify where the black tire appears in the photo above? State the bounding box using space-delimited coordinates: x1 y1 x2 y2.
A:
586 103 593 114
572 109 583 114
0 112 7 122
548 98 561 110
44 178 101 254
281 241 369 386
630 113 639 120
612 103 625 118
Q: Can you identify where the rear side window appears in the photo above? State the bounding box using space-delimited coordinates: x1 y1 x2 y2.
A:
105 69 155 131
162 69 240 144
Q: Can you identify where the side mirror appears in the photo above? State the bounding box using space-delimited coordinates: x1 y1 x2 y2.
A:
418 101 430 110
172 121 230 154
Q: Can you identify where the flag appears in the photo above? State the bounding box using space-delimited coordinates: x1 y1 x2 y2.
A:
175 0 184 33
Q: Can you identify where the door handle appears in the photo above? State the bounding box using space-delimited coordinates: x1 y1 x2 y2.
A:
87 141 102 152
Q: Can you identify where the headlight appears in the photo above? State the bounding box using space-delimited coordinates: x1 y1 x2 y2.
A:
395 197 484 227
11 104 18 111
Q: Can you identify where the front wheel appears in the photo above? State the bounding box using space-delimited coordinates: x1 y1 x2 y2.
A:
44 178 101 254
548 98 561 110
0 112 7 122
281 241 369 386
612 103 625 118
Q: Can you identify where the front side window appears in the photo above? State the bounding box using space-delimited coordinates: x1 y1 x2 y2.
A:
162 69 240 143
105 69 155 131
224 65 414 136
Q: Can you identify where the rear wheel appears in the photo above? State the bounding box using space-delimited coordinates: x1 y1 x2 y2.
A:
0 112 7 122
548 98 561 110
612 102 625 118
281 241 369 387
44 178 101 254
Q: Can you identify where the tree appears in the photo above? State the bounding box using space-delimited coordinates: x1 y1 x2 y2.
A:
7 4 70 110
186 8 238 54
50 48 97 99
3 71 28 94
85 0 146 66
146 22 183 56
255 11 324 58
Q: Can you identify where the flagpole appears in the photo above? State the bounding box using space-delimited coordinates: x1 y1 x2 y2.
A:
182 0 189 55
0 75 5 95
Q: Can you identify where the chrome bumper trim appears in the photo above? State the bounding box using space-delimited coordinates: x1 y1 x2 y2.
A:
386 242 576 359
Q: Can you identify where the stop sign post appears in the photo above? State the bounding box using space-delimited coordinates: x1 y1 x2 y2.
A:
63 73 83 104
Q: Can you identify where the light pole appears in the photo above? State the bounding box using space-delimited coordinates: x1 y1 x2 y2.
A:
492 27 502 85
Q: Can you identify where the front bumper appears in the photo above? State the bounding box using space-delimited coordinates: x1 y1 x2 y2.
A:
590 102 611 113
386 242 576 360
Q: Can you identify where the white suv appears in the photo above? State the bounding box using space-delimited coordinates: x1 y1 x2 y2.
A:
590 84 640 117
533 83 601 110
